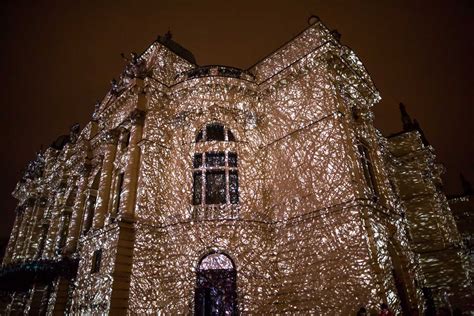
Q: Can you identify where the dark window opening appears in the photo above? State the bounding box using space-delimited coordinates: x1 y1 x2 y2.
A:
195 130 203 142
122 130 131 148
195 123 236 143
206 152 225 167
91 249 102 274
113 173 124 216
193 172 202 205
83 195 97 234
227 130 235 142
194 153 203 168
206 124 225 141
358 143 379 198
229 171 239 204
228 152 238 167
206 170 226 204
192 152 239 206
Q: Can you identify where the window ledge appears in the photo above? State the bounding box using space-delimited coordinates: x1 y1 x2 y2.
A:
191 204 240 221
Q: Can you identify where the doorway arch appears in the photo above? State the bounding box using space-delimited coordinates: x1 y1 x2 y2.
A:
194 252 237 315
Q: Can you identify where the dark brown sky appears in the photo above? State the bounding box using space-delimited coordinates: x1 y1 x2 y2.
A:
1 1 472 240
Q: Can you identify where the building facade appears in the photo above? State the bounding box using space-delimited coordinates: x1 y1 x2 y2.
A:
1 17 472 315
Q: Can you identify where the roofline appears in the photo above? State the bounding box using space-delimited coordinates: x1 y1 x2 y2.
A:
246 18 324 71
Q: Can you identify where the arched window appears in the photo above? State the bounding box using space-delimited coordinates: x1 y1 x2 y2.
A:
195 253 237 315
195 123 236 142
193 124 239 207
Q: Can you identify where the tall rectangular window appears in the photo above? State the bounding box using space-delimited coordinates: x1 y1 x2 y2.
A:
91 249 102 274
206 170 226 204
83 195 96 234
192 152 239 205
113 172 124 216
358 143 379 197
193 172 202 205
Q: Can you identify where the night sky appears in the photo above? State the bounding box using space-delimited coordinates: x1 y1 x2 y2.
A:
0 1 472 241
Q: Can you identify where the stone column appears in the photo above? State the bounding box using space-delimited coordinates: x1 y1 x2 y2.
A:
93 130 119 229
64 164 91 254
119 109 145 221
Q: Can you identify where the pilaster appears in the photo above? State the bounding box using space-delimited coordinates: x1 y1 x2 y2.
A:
118 109 145 221
93 130 119 229
64 163 91 254
109 219 135 315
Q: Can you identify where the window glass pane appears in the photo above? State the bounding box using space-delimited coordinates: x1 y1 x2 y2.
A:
358 143 378 196
91 249 102 274
206 170 226 204
227 130 235 141
114 173 124 214
193 172 202 205
196 130 203 142
206 124 225 141
193 153 203 168
229 171 239 204
228 152 238 167
206 152 225 167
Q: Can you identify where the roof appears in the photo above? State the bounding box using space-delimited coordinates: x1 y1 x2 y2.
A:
157 31 196 64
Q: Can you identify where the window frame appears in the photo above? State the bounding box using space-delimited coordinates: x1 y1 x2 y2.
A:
192 151 239 206
195 123 236 143
357 141 379 198
91 249 103 274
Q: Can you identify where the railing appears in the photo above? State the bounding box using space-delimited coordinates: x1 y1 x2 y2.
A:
174 65 255 83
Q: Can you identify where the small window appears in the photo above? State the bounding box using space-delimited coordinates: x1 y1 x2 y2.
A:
121 130 131 148
228 130 235 142
195 123 236 142
83 195 97 235
206 124 225 141
358 142 379 197
193 153 203 168
196 130 203 142
193 172 203 205
229 171 239 204
113 172 124 216
91 249 102 274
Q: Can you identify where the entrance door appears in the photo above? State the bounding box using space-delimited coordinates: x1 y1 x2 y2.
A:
195 253 237 316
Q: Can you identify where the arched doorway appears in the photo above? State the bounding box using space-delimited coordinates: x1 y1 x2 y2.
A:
195 253 237 315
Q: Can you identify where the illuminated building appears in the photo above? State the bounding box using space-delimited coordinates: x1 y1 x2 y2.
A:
1 17 472 314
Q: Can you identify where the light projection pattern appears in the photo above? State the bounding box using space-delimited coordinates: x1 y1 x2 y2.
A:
386 131 473 308
3 18 471 315
123 23 416 314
